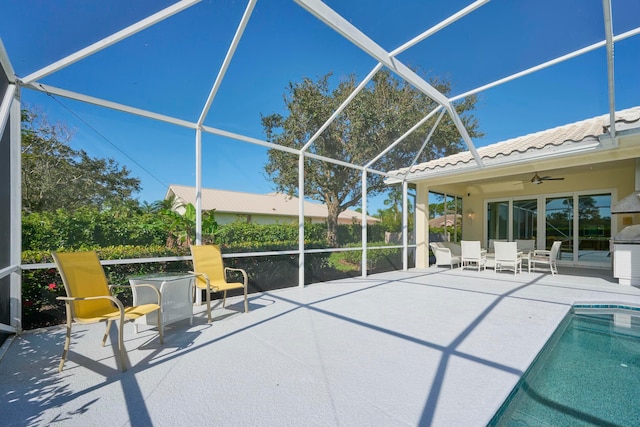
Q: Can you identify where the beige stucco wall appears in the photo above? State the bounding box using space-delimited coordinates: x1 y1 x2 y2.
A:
415 153 640 268
214 213 327 225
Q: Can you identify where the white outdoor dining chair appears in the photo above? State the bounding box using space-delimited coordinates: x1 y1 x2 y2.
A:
429 242 461 269
494 241 522 275
461 240 487 271
528 241 563 275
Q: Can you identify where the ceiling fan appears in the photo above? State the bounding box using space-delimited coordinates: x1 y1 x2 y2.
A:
531 172 565 185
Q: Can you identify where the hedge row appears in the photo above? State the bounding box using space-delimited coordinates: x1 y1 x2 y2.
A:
22 241 406 328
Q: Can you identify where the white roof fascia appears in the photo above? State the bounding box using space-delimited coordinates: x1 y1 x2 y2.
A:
302 63 383 152
602 0 616 140
389 0 490 57
197 0 256 126
451 25 640 103
25 82 197 129
21 0 201 85
0 38 16 83
386 141 603 184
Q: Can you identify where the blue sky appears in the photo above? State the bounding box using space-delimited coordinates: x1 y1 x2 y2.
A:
1 0 639 213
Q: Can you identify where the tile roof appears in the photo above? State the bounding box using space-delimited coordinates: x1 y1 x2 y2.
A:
389 106 640 178
167 185 379 223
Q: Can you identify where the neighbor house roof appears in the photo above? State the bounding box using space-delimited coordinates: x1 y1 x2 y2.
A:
388 106 640 181
429 214 461 228
166 185 380 224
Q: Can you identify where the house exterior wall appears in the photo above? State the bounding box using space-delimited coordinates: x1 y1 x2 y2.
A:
416 154 640 268
214 212 326 225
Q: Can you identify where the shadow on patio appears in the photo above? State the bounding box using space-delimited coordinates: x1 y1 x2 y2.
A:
2 268 640 427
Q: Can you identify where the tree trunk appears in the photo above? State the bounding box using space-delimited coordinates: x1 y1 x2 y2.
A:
327 200 340 247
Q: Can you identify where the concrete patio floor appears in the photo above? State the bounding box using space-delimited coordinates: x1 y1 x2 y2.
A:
2 266 640 427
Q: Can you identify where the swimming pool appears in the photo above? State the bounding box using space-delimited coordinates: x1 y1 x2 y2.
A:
489 304 640 426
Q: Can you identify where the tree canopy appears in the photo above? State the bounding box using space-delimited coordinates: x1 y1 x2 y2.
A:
262 70 482 246
21 108 141 213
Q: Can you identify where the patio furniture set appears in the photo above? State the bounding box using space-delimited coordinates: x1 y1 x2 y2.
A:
51 244 249 372
430 240 562 275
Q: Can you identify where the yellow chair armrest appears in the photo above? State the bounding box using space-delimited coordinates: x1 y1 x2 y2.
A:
189 270 214 291
57 294 125 311
225 267 248 286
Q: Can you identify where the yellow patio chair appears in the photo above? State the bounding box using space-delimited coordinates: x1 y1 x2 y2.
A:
52 251 163 372
190 245 249 323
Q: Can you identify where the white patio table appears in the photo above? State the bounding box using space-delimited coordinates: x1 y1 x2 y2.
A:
129 272 195 333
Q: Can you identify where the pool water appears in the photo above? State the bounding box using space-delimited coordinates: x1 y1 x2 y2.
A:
489 310 640 426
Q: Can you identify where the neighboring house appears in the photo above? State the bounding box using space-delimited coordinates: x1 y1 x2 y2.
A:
166 185 380 225
387 106 640 270
429 214 461 228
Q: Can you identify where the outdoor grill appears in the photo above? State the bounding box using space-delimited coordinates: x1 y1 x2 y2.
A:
612 224 640 285
610 159 640 285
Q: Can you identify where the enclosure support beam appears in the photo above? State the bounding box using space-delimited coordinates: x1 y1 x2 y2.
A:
451 25 640 103
195 128 203 244
22 0 201 84
602 0 616 140
361 171 368 277
9 90 21 333
298 155 306 287
390 0 490 57
198 0 256 125
195 0 256 244
295 0 484 169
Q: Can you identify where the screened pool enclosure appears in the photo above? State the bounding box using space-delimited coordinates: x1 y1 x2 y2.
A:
1 0 638 338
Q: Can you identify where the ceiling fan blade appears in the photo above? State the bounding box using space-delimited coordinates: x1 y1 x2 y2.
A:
542 177 565 181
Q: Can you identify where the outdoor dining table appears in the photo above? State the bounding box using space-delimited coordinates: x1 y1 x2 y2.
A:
128 272 195 333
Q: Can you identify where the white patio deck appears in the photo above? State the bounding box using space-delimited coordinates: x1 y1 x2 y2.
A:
2 266 640 427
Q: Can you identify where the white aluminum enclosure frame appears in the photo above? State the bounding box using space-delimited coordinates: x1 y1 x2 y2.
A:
0 38 21 334
0 0 635 313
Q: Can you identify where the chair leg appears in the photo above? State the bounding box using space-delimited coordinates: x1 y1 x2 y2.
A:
157 309 164 344
223 290 227 308
244 287 249 313
59 306 73 372
102 320 113 347
117 318 127 373
206 288 212 323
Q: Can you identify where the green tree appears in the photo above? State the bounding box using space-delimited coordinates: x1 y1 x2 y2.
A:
21 108 141 213
262 70 481 246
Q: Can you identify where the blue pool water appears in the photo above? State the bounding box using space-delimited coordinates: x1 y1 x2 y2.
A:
489 307 640 426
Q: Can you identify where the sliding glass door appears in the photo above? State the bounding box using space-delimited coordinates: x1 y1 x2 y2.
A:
486 192 611 266
513 199 537 240
487 201 509 243
576 194 611 264
544 196 573 261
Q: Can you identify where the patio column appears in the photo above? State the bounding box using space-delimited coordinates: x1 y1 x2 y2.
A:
402 180 408 271
415 183 429 268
